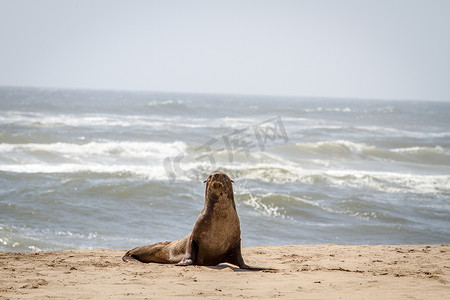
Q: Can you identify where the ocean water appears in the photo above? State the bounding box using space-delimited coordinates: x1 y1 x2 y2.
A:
0 86 449 252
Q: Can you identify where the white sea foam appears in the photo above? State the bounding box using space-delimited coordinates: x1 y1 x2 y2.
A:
0 140 187 180
147 100 184 107
295 140 375 155
0 111 160 127
320 169 450 194
238 191 289 219
282 117 450 138
290 140 450 164
356 126 450 138
0 163 171 180
0 141 186 158
0 111 266 130
391 146 449 155
304 107 352 113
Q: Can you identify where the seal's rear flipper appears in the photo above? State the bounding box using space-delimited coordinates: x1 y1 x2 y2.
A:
122 255 143 263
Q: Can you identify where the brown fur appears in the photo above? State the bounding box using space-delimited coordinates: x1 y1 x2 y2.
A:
122 171 251 269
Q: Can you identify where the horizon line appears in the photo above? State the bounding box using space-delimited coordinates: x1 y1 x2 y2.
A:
0 84 448 103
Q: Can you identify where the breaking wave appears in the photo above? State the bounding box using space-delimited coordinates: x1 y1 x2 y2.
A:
282 140 450 164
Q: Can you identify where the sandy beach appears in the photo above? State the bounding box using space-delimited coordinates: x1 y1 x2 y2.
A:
0 244 448 299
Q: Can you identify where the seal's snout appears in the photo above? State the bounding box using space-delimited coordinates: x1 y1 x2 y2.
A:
212 181 224 189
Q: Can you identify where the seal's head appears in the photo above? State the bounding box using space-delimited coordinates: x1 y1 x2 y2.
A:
204 171 234 202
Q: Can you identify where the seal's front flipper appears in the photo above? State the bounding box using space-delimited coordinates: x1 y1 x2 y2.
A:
224 242 249 269
176 257 193 266
176 238 198 266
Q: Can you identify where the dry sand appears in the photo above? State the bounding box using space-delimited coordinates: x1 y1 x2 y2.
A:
1 244 448 299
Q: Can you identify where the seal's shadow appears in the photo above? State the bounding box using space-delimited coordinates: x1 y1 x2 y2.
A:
207 264 278 272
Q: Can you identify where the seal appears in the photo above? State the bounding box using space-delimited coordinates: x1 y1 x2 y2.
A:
122 171 253 269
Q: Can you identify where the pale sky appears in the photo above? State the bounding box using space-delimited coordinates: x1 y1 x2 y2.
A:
0 0 449 101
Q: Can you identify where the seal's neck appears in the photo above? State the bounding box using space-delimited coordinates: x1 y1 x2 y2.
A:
205 191 236 212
